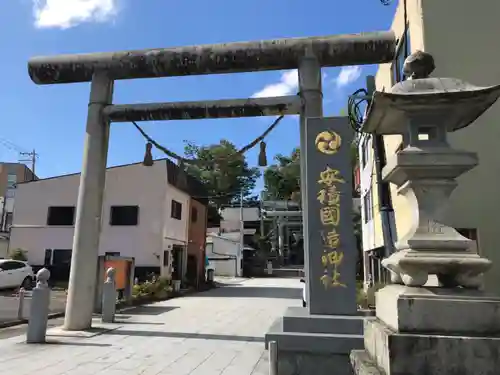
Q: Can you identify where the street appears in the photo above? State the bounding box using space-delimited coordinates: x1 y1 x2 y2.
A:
0 290 66 324
0 277 301 375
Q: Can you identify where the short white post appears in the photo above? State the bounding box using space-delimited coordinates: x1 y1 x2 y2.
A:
26 268 51 344
17 288 26 320
101 267 117 323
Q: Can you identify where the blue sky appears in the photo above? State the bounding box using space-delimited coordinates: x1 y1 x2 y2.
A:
0 0 396 191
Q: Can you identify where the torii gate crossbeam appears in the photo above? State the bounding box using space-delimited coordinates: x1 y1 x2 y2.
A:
28 32 395 84
27 31 396 332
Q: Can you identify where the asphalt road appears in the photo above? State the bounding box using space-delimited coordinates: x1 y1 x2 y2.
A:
0 291 67 325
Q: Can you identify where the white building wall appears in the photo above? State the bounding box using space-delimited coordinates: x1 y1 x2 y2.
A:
163 186 190 246
206 233 242 277
9 161 175 268
358 135 376 253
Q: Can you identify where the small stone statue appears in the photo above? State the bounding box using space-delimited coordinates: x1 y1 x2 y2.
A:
102 267 117 323
105 267 116 283
403 50 435 79
36 267 51 288
26 268 51 343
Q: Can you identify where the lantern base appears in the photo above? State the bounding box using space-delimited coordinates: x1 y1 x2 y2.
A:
351 284 500 375
382 248 491 288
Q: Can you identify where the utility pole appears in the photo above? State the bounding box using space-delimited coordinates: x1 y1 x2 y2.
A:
19 149 38 180
239 189 244 277
259 192 265 236
233 190 245 277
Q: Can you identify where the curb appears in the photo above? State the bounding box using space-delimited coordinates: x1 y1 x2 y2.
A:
0 284 217 330
0 311 65 330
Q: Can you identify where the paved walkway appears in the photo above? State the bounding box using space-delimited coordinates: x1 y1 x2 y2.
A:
0 278 301 375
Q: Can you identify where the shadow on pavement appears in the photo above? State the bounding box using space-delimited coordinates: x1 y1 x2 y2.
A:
114 321 165 325
106 329 265 343
123 306 179 316
41 340 112 347
200 286 301 299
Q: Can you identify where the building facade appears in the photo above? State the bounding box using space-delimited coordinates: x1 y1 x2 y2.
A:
187 197 208 287
0 162 37 258
359 0 500 293
206 232 243 277
9 159 208 283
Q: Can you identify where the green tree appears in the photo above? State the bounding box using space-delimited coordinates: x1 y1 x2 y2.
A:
263 143 359 201
263 147 301 201
184 139 261 218
10 248 28 261
263 143 363 273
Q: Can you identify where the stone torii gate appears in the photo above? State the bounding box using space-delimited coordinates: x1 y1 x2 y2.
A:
27 32 395 332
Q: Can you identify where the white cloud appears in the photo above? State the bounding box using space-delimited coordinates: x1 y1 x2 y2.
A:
334 66 362 88
252 70 299 98
33 0 118 29
252 66 359 98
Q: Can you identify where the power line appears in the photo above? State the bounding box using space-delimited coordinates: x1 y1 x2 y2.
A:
0 137 27 155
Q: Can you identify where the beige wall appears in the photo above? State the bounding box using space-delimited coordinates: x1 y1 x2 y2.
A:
0 163 36 198
163 185 190 247
372 0 500 294
9 161 189 268
161 181 190 277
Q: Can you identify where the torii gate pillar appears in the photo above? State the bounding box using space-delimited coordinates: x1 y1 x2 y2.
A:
27 33 396 356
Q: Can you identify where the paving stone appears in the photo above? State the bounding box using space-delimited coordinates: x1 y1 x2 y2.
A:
0 278 301 375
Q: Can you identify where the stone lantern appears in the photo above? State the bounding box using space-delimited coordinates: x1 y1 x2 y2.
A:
363 51 500 288
351 51 500 375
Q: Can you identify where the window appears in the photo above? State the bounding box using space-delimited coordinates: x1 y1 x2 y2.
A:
105 252 120 257
110 206 139 226
52 249 72 266
191 207 198 223
163 250 169 266
361 140 367 167
391 26 411 85
7 174 17 189
171 200 182 220
0 261 25 271
4 212 12 231
47 206 75 226
363 191 373 224
361 137 371 168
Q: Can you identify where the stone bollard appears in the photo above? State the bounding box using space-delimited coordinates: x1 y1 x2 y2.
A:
26 268 51 344
17 288 26 320
101 267 117 323
268 340 278 375
267 261 273 275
